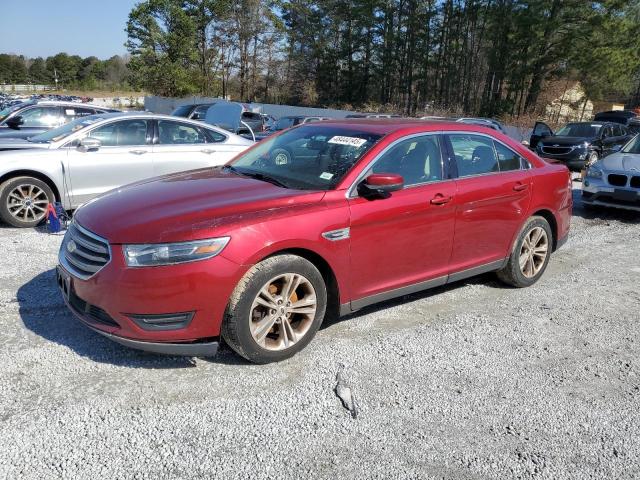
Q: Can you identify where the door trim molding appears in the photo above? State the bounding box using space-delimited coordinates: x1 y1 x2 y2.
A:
344 258 508 314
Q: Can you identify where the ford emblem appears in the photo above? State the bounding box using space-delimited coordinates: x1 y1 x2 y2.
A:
67 240 77 253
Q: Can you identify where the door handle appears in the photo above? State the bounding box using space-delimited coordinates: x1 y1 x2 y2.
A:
130 149 147 155
430 194 452 205
513 183 528 192
201 149 217 154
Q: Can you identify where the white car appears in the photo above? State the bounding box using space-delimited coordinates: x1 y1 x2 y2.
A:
0 112 253 227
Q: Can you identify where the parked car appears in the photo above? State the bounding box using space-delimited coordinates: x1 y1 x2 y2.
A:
0 101 119 142
270 115 332 132
0 112 252 228
456 117 507 135
530 121 633 171
171 103 216 121
582 134 640 211
173 102 268 133
593 110 638 126
627 117 640 136
56 120 572 363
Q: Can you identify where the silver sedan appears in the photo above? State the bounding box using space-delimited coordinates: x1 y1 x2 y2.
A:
583 135 640 211
0 113 253 227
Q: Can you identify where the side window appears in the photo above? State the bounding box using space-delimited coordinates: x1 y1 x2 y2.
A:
204 128 226 143
493 141 523 172
613 125 623 137
371 135 443 187
449 134 499 177
63 107 96 121
602 126 613 138
87 119 149 146
20 106 62 127
158 120 207 144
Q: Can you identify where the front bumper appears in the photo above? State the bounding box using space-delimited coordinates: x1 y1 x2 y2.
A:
538 151 588 170
56 242 247 356
582 176 640 211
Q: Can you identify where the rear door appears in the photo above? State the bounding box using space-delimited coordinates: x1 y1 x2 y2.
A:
530 121 553 150
64 118 154 206
348 134 456 304
445 133 532 273
152 119 242 176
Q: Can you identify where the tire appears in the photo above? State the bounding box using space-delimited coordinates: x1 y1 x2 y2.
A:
222 254 327 363
497 216 553 288
0 176 55 228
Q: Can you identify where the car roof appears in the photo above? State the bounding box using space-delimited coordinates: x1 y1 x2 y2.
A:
301 118 497 135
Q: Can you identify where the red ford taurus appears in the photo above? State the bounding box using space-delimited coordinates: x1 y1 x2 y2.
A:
57 120 572 363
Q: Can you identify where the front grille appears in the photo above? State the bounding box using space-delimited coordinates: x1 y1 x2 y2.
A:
631 176 640 189
60 222 110 279
541 145 573 155
68 289 119 327
608 174 628 187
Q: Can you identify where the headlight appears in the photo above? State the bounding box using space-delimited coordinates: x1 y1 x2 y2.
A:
586 165 603 179
123 237 230 267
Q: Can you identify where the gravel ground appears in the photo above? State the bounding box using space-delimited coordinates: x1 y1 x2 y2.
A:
1 184 640 479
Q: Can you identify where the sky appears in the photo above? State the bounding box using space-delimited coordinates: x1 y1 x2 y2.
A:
1 0 138 59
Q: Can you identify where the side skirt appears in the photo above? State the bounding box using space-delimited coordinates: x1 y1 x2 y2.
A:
342 258 507 315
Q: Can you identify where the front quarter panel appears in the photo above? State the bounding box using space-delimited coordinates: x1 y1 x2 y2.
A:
220 190 352 304
0 150 67 206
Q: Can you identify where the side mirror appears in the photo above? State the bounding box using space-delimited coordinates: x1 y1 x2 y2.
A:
78 137 101 152
358 173 404 199
6 116 24 130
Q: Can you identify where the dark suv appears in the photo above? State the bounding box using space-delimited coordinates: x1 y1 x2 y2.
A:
530 121 633 171
593 110 638 126
0 101 119 141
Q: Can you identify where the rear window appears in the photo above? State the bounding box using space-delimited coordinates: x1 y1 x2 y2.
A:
171 105 194 118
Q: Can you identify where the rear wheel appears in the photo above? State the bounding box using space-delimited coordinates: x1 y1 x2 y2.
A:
0 176 55 228
222 254 327 363
497 216 552 288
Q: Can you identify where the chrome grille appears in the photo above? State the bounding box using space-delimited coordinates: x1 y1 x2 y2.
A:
59 222 111 279
541 145 573 155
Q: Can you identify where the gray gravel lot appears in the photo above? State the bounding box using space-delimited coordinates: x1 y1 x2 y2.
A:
1 185 639 479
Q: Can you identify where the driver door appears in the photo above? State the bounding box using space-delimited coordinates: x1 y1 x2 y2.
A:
347 134 456 307
529 121 553 150
64 118 154 207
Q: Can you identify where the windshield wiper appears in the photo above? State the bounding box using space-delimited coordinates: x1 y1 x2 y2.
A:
224 166 288 188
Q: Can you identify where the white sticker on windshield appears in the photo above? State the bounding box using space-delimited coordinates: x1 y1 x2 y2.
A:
319 172 334 180
328 136 367 147
65 109 75 115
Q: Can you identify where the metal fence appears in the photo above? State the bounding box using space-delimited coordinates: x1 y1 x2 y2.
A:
144 95 528 141
0 84 55 92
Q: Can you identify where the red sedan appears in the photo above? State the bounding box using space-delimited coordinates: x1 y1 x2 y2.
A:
57 120 572 363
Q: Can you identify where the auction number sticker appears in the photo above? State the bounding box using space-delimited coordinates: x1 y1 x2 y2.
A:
319 172 334 180
328 136 367 147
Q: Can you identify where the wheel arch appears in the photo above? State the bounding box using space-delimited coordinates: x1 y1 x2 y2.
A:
261 247 341 323
531 208 558 251
0 170 61 203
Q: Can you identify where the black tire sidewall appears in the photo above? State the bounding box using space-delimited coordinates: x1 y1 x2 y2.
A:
507 217 553 288
0 177 55 228
227 256 327 363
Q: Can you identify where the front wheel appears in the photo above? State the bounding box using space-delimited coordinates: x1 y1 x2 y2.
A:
222 254 327 363
497 216 553 288
0 176 55 228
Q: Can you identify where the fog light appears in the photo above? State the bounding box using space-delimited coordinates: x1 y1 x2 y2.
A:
584 180 589 187
127 312 195 331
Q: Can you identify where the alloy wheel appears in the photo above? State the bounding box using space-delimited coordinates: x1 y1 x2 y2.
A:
6 183 49 223
519 226 549 278
249 273 317 351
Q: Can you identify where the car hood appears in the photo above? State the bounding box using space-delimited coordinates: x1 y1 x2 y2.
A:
74 167 326 244
539 136 592 146
599 152 640 172
0 137 52 150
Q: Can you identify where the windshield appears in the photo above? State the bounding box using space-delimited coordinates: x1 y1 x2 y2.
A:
171 105 194 117
229 125 382 190
622 135 640 154
28 115 106 143
556 123 602 138
273 117 297 131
